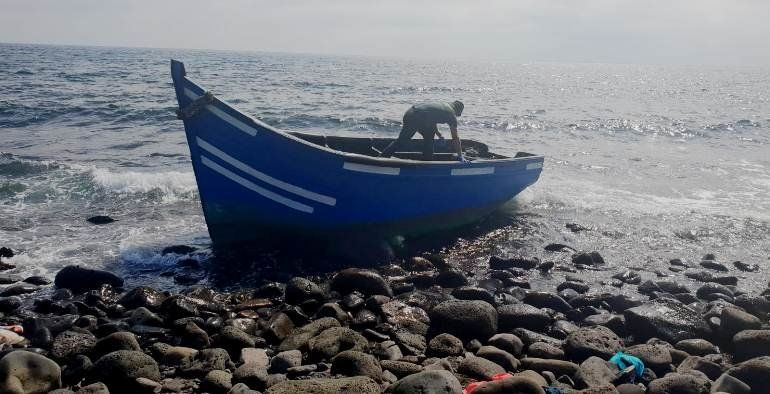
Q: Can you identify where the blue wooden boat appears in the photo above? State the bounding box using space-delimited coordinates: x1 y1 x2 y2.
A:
170 60 543 246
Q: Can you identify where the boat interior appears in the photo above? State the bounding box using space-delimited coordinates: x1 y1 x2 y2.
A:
290 132 529 161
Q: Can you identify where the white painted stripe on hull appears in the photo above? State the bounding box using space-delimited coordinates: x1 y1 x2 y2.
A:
200 156 314 213
343 162 400 175
451 167 495 176
183 88 257 136
526 162 543 170
196 137 336 206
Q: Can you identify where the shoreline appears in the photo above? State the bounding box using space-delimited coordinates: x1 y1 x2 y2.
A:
0 244 768 394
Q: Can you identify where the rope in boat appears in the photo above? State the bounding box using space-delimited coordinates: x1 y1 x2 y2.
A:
176 91 214 120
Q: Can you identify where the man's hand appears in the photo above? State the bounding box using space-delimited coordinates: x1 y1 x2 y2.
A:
457 154 470 163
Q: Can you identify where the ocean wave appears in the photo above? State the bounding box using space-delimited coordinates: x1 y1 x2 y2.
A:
89 167 197 202
0 153 62 176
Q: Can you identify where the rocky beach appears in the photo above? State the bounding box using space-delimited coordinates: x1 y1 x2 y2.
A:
0 241 768 394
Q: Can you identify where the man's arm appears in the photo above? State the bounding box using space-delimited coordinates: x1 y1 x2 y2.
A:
450 126 462 157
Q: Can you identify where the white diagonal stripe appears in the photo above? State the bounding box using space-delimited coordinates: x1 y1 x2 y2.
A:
451 167 495 176
526 162 543 170
197 137 336 206
200 156 313 213
343 162 400 175
183 88 256 136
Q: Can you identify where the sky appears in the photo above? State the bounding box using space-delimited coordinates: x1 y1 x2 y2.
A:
1 0 769 65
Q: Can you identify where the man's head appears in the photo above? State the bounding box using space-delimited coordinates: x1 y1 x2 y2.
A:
451 100 464 117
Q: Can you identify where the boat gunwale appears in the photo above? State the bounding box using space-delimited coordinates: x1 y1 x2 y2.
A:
178 63 544 169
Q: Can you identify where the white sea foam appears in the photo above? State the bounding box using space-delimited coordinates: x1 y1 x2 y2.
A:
89 167 197 202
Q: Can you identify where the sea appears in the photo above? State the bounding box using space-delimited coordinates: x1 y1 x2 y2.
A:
1 43 769 292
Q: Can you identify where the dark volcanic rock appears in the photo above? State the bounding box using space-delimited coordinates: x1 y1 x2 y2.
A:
487 333 524 357
331 350 383 381
429 300 497 341
571 251 605 266
266 376 381 394
523 291 571 312
179 348 233 377
0 296 22 313
86 215 115 225
625 344 672 374
90 350 161 393
564 325 624 361
458 355 506 380
677 356 722 381
427 333 464 357
55 266 123 293
308 327 368 360
0 247 14 258
674 339 719 357
519 357 579 376
575 356 618 388
92 332 141 359
624 298 711 343
488 255 539 270
52 330 97 360
721 307 762 337
0 274 22 284
700 260 728 272
646 373 710 394
725 356 770 393
330 268 393 297
435 269 469 288
117 286 166 310
733 330 770 361
0 283 40 296
527 342 564 359
278 317 341 352
497 303 551 331
284 277 325 304
712 373 751 394
451 286 495 305
733 261 759 272
476 346 520 371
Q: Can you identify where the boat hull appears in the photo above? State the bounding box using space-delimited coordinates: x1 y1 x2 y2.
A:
170 60 544 246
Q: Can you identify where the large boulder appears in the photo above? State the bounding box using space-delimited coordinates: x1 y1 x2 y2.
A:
575 356 619 388
721 307 762 337
266 376 380 394
308 327 368 360
427 333 464 357
386 370 462 394
54 266 123 293
284 277 325 305
330 268 393 297
116 287 166 310
278 317 341 352
624 298 711 343
89 351 160 393
429 300 497 341
726 356 770 392
646 373 710 394
51 330 97 360
497 303 551 331
564 325 624 361
92 332 141 359
0 351 62 394
733 330 770 361
331 350 382 381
